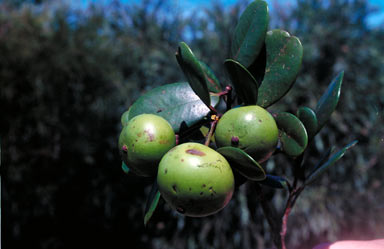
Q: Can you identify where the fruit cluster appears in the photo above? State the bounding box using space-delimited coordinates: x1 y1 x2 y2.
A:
119 104 278 217
118 0 353 225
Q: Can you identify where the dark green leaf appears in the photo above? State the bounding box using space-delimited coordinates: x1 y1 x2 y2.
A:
199 61 222 93
231 0 269 67
257 29 303 107
315 71 344 130
224 59 259 105
274 112 308 157
306 140 358 185
128 82 218 133
176 42 210 107
296 106 318 139
217 146 266 181
144 180 161 226
122 161 130 174
259 175 289 190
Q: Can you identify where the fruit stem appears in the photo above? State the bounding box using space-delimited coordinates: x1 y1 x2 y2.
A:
204 116 220 146
280 185 305 249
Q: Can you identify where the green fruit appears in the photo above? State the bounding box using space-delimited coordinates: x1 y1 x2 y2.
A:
157 142 234 217
215 105 278 163
119 114 176 177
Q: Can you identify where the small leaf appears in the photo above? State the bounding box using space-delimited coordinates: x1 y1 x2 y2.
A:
128 82 218 133
144 180 161 226
122 161 130 175
315 71 344 131
176 42 210 107
199 61 222 93
224 59 259 105
259 175 289 190
296 106 318 139
306 140 358 185
217 146 266 181
231 0 269 67
257 29 303 107
274 112 308 157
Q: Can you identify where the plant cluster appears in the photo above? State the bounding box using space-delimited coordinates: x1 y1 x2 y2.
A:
118 1 356 248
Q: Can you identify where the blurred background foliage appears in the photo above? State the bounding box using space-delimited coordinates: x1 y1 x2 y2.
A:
1 0 384 248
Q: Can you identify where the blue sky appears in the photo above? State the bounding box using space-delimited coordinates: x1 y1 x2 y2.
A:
78 0 384 27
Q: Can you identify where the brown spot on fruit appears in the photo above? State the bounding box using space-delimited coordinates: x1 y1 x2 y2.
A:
202 184 206 188
159 140 169 144
186 149 206 156
164 168 168 174
181 159 184 162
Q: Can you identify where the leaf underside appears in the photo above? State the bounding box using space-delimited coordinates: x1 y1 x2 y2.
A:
144 180 161 226
128 82 218 133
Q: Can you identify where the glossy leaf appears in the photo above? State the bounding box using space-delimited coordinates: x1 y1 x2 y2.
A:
306 140 358 185
259 175 289 190
315 71 344 130
128 82 218 133
144 180 161 226
176 42 210 107
224 59 259 105
231 0 269 68
122 161 130 174
257 29 303 107
199 61 222 93
274 112 308 157
217 146 266 181
297 106 318 139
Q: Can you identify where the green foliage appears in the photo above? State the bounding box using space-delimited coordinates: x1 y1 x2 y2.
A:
256 29 303 107
231 0 269 67
127 82 218 133
296 106 318 139
144 180 161 226
176 42 211 107
274 112 308 157
217 146 266 181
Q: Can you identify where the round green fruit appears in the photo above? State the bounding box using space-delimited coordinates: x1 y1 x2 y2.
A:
215 105 278 163
157 142 234 217
119 114 176 177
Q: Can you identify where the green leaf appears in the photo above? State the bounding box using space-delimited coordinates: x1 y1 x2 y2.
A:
274 112 308 157
176 42 210 107
296 106 318 139
199 61 222 93
224 59 259 105
257 29 303 107
231 0 269 68
259 175 289 190
315 71 344 131
122 161 130 174
217 146 266 181
144 180 161 226
128 82 218 133
121 108 131 127
306 140 358 185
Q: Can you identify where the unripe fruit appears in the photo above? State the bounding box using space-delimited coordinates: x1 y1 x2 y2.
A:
157 142 234 217
119 114 176 177
215 105 278 163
